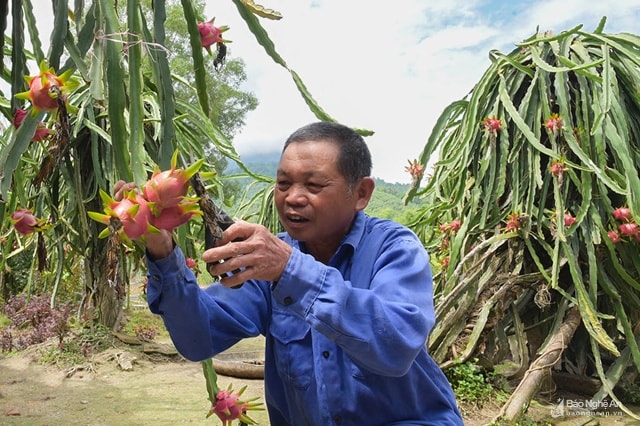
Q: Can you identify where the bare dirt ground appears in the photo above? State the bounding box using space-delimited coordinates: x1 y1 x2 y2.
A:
0 336 268 426
1 335 638 426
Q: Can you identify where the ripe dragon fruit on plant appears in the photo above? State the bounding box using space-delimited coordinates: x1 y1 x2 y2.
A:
12 108 55 141
143 151 204 231
10 208 49 235
88 153 204 241
198 17 231 54
612 206 633 222
202 359 263 426
143 151 204 211
89 190 156 241
15 61 78 113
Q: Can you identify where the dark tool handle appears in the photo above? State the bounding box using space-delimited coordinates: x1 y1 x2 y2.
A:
204 210 243 288
189 172 243 288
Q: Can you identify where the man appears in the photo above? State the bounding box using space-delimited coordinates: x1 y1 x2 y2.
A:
139 122 463 425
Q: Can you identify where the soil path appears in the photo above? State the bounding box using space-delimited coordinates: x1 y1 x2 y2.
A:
1 337 268 426
2 337 638 425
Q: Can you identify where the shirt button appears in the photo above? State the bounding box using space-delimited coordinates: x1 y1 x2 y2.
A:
283 296 293 305
322 351 330 359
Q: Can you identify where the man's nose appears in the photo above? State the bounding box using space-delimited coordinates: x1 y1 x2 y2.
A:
285 185 308 205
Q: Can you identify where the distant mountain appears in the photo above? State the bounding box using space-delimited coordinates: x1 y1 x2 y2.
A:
227 151 424 224
230 151 280 177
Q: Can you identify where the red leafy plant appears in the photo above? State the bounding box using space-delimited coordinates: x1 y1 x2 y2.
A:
0 294 71 352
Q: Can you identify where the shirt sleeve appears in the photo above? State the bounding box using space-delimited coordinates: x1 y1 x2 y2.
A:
146 245 268 361
271 227 434 377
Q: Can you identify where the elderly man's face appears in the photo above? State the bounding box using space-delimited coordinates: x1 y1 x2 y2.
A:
275 140 371 262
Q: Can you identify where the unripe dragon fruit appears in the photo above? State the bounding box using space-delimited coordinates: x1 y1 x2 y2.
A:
15 61 78 113
89 190 155 241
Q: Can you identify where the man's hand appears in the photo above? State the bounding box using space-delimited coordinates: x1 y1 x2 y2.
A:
203 220 292 287
113 180 174 260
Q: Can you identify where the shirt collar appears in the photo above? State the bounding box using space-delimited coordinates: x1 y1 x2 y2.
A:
341 210 366 252
282 210 367 257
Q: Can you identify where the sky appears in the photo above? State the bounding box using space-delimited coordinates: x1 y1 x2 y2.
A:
201 0 640 183
26 1 640 183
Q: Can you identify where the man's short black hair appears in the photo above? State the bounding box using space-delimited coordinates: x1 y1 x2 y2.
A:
283 121 372 185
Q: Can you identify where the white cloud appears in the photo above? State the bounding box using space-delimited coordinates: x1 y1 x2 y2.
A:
25 1 640 183
204 0 640 183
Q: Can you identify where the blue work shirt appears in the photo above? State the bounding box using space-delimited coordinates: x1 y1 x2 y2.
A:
146 211 463 425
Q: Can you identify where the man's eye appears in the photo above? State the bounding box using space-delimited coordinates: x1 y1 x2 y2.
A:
276 181 290 191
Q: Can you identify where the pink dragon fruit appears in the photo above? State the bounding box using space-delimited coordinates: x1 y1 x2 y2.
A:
149 202 202 232
88 190 155 241
208 386 260 426
15 61 78 113
142 152 204 211
612 206 633 222
563 213 576 227
198 18 230 54
618 222 639 238
608 230 621 244
10 208 48 235
12 108 55 141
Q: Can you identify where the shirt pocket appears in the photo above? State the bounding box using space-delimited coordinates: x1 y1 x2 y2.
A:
270 310 313 390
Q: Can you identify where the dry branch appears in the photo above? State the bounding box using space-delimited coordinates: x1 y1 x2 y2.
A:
495 305 581 422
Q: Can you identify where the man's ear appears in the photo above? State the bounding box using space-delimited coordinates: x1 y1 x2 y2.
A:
354 177 375 211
